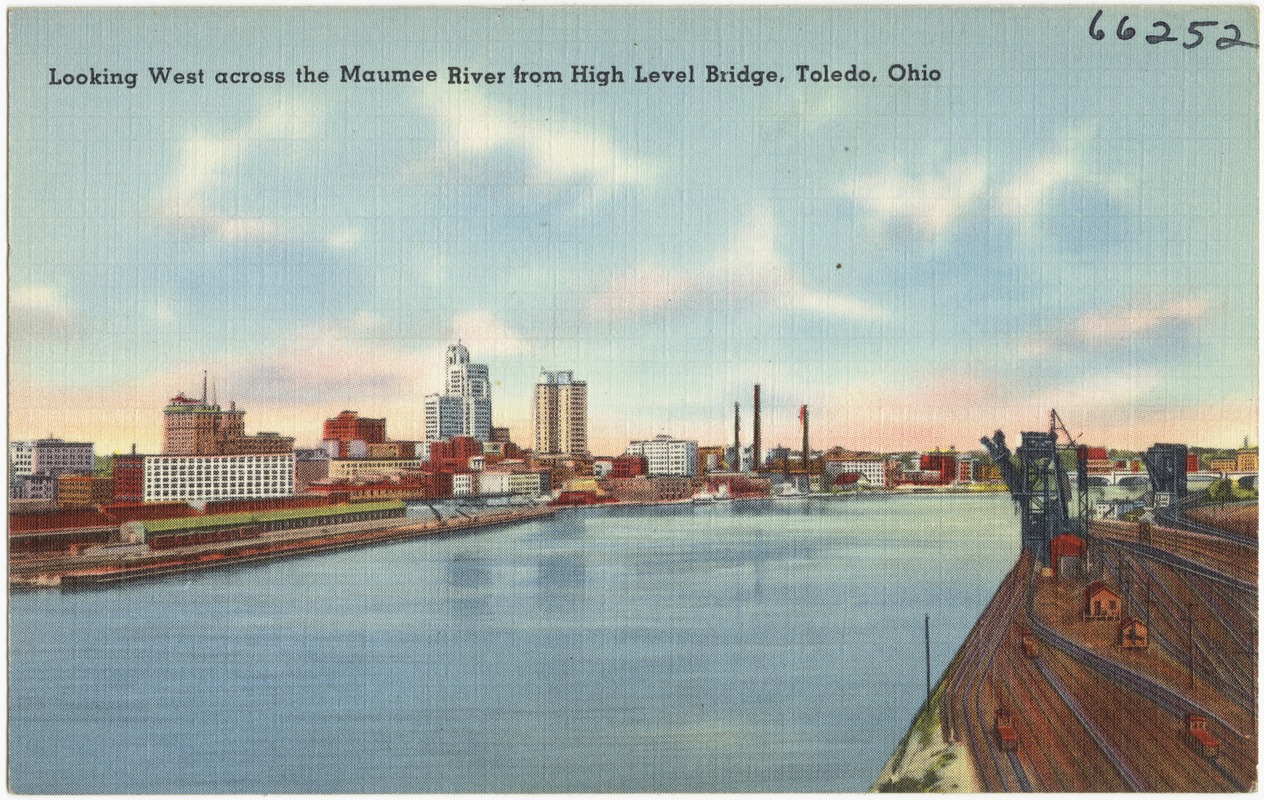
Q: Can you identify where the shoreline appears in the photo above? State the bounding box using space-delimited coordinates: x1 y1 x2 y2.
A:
11 492 1009 589
11 505 556 590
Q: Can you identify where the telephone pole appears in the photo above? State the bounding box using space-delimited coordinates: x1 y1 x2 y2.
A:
1186 602 1196 690
925 613 932 703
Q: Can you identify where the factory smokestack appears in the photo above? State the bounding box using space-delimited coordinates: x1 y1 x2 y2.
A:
753 384 761 472
733 402 741 471
800 404 809 473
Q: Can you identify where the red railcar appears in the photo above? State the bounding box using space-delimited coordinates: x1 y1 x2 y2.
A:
1185 713 1220 760
995 708 1019 752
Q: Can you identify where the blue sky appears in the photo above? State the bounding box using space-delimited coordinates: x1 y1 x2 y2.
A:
9 7 1258 456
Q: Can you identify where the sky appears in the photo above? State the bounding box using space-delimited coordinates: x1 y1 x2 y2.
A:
8 7 1259 457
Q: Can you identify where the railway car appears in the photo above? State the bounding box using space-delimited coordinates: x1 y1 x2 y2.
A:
1021 634 1038 658
994 708 1019 752
1184 713 1219 760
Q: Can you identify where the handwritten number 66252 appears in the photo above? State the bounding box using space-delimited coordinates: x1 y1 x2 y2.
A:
1090 10 1258 49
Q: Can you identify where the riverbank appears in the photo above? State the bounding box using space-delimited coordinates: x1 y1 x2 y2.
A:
871 551 1032 792
10 505 555 589
870 679 977 792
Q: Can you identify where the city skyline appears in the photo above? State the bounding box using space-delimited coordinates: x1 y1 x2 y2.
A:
9 8 1258 457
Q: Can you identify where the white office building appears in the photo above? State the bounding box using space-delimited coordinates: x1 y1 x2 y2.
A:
626 435 698 477
480 470 549 498
824 458 889 489
9 441 34 478
425 343 492 441
29 438 95 476
142 453 294 503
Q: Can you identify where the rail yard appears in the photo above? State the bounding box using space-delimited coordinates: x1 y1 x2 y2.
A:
878 414 1258 792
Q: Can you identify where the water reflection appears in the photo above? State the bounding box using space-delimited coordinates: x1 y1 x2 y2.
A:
446 550 493 588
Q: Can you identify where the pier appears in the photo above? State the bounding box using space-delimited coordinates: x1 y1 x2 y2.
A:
11 505 556 589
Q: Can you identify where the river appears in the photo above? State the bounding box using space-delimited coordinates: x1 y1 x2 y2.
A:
10 494 1018 792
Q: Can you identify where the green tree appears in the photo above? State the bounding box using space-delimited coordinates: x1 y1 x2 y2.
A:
1207 477 1233 503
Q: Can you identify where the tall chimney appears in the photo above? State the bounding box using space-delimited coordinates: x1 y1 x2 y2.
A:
201 370 208 405
801 404 809 473
733 402 741 471
753 384 761 471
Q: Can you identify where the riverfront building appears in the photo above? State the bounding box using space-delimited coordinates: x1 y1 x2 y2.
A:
327 457 424 480
533 370 589 458
29 438 95 476
9 438 96 500
112 453 145 502
162 378 294 456
142 453 295 503
824 457 890 489
322 411 387 458
425 342 492 442
625 435 698 477
480 469 550 498
57 474 113 507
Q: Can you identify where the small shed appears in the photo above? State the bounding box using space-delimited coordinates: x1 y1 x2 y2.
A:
1050 533 1085 578
1117 617 1149 649
1082 581 1122 621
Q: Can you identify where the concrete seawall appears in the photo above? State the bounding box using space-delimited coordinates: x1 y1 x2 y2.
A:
12 506 557 590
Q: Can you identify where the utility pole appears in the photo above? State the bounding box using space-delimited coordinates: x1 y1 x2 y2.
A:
1145 575 1151 629
1187 602 1196 690
925 613 932 704
1237 623 1257 738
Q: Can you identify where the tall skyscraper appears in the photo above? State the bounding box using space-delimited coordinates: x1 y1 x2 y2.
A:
425 342 492 442
533 370 588 457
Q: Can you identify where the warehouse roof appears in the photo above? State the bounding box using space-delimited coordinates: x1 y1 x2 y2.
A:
141 501 406 534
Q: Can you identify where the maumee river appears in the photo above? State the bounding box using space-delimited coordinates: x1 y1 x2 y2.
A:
10 494 1017 793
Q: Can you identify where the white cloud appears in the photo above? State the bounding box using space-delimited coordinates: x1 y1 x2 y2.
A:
839 159 988 240
994 126 1130 234
326 228 363 250
586 265 700 319
11 284 77 339
415 91 657 201
1015 297 1209 359
996 152 1075 220
1076 298 1208 340
154 101 325 245
146 299 178 326
450 309 530 356
588 206 888 321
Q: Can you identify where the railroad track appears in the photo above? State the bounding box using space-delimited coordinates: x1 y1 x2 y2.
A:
1030 611 1251 745
938 553 1031 791
1090 521 1256 594
1156 507 1257 549
1033 654 1147 790
1103 546 1257 713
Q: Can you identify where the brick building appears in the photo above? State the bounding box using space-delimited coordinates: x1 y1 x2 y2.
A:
322 410 387 458
163 378 293 456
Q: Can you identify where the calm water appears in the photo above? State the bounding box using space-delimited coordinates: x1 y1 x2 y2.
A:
10 494 1018 793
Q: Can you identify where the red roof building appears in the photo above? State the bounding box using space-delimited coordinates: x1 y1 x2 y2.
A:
1050 533 1085 578
1083 581 1122 621
322 411 388 458
428 436 483 473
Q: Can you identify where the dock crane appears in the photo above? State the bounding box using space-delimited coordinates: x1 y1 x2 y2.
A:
980 409 1089 567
